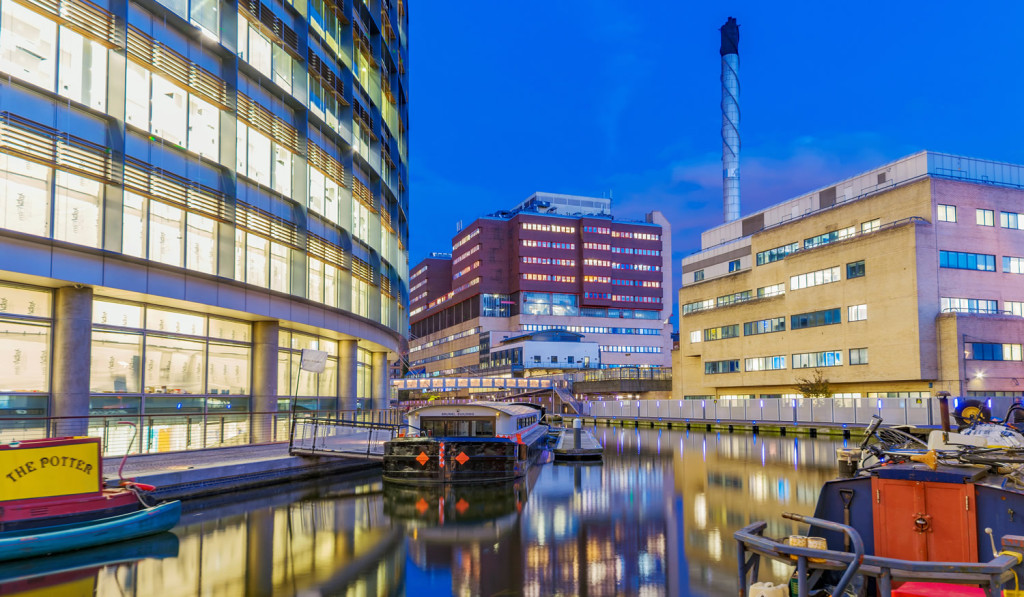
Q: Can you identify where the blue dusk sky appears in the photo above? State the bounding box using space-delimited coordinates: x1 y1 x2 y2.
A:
407 1 1024 292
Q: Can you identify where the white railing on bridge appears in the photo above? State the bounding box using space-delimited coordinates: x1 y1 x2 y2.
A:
290 419 397 458
576 396 1018 428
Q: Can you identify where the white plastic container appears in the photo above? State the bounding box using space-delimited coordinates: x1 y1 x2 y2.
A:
750 582 787 597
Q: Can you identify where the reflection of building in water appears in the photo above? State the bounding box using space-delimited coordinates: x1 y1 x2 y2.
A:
522 430 681 597
395 431 681 596
93 479 404 597
675 430 844 595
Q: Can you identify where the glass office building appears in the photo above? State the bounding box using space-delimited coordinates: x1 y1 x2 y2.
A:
0 0 409 446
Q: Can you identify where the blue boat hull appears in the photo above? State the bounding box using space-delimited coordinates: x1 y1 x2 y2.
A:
0 501 181 562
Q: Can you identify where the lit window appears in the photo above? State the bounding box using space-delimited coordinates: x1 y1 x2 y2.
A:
977 209 995 227
123 192 147 257
848 304 867 322
270 243 290 293
151 75 188 146
689 330 701 343
860 219 880 233
58 27 107 111
0 2 57 90
53 171 102 248
937 204 956 223
246 234 269 287
188 96 220 159
1003 256 1024 274
149 201 184 267
186 213 217 275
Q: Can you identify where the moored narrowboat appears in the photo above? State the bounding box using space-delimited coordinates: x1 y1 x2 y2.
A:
0 436 180 562
383 401 548 484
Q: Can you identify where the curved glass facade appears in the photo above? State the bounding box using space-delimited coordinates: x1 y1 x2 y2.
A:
0 0 409 445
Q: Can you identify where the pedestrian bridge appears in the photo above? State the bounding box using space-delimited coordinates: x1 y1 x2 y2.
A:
289 419 402 459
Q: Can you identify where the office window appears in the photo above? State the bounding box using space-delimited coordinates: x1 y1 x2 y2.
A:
860 219 880 233
0 2 57 90
837 225 857 239
792 350 842 369
717 291 751 307
689 330 701 343
53 171 102 248
0 154 51 239
353 200 370 241
756 242 799 266
791 308 841 330
846 260 865 279
693 269 704 282
849 348 868 365
757 283 785 298
122 192 147 257
790 266 841 290
939 250 996 272
704 324 740 341
151 75 188 145
188 96 220 160
324 263 339 308
246 234 269 287
745 356 786 371
937 205 956 222
705 359 740 374
186 213 217 275
941 297 998 314
550 355 558 363
977 209 995 227
1001 212 1024 230
848 304 867 322
728 259 741 272
58 27 107 111
743 317 785 336
149 201 184 267
1004 256 1024 274
533 355 541 363
273 144 292 197
968 343 1023 362
125 62 150 127
269 242 290 293
1008 302 1024 317
351 277 369 318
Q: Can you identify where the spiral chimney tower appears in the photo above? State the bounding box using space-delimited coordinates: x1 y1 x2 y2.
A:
720 17 741 223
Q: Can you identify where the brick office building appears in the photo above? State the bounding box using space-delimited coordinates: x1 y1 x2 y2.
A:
408 193 673 377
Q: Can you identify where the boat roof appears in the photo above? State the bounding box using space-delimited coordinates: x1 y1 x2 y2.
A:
410 401 541 417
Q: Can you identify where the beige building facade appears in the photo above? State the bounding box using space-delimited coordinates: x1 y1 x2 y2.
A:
678 152 1024 401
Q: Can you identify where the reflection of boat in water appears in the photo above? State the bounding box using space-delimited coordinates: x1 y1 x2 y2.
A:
383 402 548 484
736 400 1024 596
0 436 180 562
0 531 179 596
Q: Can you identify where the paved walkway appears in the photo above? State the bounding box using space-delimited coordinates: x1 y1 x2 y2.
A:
102 442 379 500
103 443 292 479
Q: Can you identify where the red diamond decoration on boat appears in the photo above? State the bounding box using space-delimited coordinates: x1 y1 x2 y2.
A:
416 452 429 466
415 498 429 514
455 451 469 465
455 498 469 514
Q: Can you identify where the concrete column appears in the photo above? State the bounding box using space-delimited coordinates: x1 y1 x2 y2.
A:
251 321 279 443
51 286 93 437
371 351 389 411
243 508 274 597
338 339 358 413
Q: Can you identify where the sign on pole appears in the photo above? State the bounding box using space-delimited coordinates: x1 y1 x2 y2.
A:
299 349 329 374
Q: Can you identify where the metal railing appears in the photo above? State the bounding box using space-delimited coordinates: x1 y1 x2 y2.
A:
575 396 1023 428
0 409 403 457
290 417 405 459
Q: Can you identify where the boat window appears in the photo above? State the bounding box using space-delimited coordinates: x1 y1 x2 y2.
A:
474 420 494 437
420 417 494 437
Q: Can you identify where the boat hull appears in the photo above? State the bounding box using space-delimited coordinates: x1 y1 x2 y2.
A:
382 427 548 484
0 501 181 562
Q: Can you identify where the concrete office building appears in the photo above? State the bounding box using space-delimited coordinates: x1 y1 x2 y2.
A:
678 152 1024 401
0 0 409 441
409 194 673 378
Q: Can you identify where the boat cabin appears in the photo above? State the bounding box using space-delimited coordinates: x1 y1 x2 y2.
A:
408 402 542 439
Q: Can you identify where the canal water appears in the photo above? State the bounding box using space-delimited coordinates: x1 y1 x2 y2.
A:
8 428 850 596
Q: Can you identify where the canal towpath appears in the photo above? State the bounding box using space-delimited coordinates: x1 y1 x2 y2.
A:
103 443 380 501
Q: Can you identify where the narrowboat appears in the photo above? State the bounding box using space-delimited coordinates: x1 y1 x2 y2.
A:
736 398 1024 597
0 436 181 562
382 401 548 484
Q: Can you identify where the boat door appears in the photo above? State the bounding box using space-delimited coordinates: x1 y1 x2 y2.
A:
871 477 978 562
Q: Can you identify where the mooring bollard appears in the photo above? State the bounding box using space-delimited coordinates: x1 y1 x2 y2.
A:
573 416 582 449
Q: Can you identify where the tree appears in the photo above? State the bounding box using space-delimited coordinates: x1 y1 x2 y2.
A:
795 369 832 399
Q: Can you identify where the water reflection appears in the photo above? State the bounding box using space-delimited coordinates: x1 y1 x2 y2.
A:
19 428 846 596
